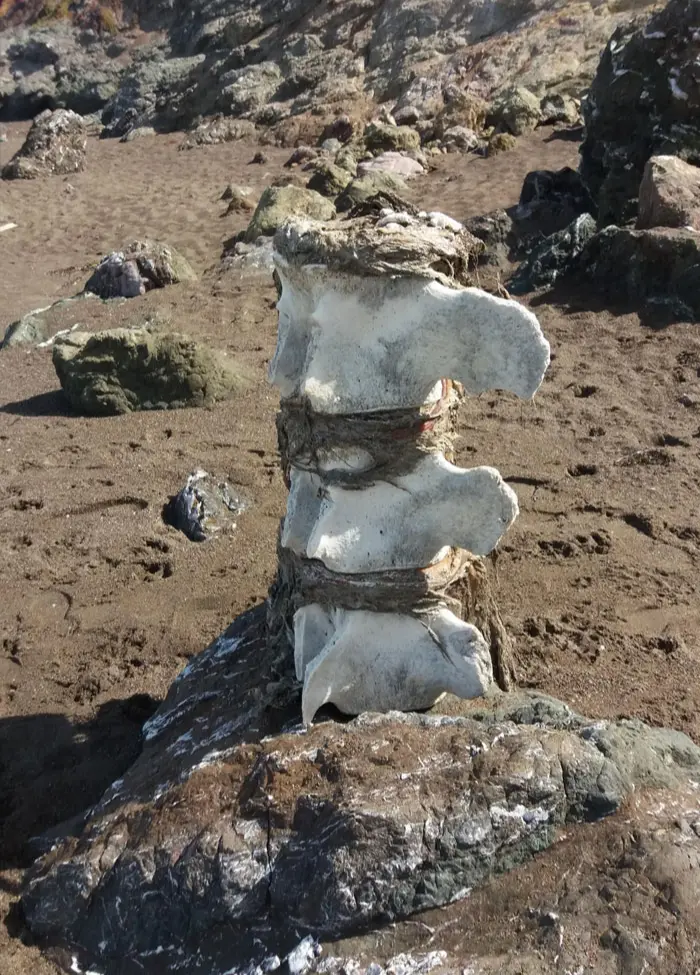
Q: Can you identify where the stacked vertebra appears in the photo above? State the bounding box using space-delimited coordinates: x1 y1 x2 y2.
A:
269 216 550 724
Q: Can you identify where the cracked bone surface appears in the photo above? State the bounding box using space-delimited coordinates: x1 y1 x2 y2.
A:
269 215 550 722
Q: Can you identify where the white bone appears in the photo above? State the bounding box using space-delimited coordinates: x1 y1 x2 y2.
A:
295 604 493 724
270 264 550 413
281 452 518 573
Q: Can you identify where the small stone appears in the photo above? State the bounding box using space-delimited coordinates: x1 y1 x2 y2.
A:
84 240 197 298
487 132 518 156
250 151 268 164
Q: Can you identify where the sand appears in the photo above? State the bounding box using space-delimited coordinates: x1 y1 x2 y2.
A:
0 123 699 973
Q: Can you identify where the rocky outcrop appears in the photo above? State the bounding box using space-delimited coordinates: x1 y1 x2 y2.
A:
245 185 336 242
20 602 700 975
0 24 126 120
637 155 700 231
579 226 700 322
1 107 86 178
581 0 700 226
180 114 256 149
52 328 246 414
84 240 197 298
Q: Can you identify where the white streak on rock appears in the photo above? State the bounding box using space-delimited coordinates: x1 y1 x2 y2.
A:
295 605 493 724
282 452 518 572
270 265 550 412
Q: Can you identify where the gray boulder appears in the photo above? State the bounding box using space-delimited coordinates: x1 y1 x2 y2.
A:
19 602 700 975
244 185 336 242
180 115 256 149
84 241 197 298
336 171 409 213
52 328 246 415
2 108 86 179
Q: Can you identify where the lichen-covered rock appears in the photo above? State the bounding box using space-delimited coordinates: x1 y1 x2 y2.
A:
334 147 358 175
357 151 424 179
335 171 409 212
578 225 700 322
364 121 421 153
433 90 489 139
306 162 352 199
441 125 481 152
245 185 336 242
509 214 597 294
580 0 700 226
488 86 542 136
84 240 197 298
180 115 256 149
487 131 517 156
539 92 580 126
52 328 246 415
19 603 700 975
637 155 700 231
1 108 86 179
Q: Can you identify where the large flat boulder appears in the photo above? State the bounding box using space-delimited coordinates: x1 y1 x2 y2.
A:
52 327 246 415
19 605 700 975
637 155 700 231
1 108 86 179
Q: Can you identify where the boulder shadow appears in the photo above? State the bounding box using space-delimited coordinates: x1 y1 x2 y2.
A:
0 389 73 418
0 694 159 869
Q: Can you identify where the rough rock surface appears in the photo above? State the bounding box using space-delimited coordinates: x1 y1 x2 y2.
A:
19 605 700 975
509 213 597 294
357 152 425 179
52 328 246 415
336 171 410 212
364 121 421 153
306 162 353 199
579 225 700 322
581 0 700 226
637 155 700 231
488 86 542 136
84 240 197 298
511 167 597 247
180 115 256 149
1 295 95 349
1 107 86 179
245 185 336 242
0 24 127 120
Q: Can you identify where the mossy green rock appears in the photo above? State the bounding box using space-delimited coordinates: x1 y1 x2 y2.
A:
363 121 421 153
53 328 246 415
245 185 336 242
306 162 352 198
335 171 409 212
488 86 542 136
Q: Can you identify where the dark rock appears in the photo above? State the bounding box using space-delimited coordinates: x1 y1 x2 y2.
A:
578 225 700 321
52 328 246 415
637 155 700 230
463 209 516 267
163 470 248 541
320 115 354 145
19 600 700 975
1 108 86 179
510 167 597 247
508 213 599 293
580 0 700 226
84 240 197 298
